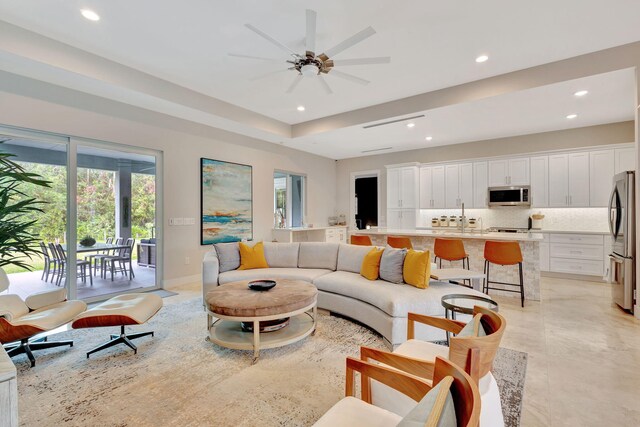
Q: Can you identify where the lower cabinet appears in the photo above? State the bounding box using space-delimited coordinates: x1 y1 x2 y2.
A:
542 233 605 277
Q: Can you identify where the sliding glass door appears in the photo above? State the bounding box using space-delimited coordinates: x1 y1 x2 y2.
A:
0 126 161 302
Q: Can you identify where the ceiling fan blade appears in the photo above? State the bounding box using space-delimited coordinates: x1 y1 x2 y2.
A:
318 75 333 94
306 9 317 55
329 70 370 86
332 56 391 66
245 23 298 56
321 26 376 59
228 53 282 62
285 75 303 93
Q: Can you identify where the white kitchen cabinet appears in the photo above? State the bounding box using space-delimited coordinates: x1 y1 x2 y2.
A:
589 150 615 207
548 153 589 207
615 147 636 174
547 233 604 277
387 166 418 209
419 165 445 209
444 163 473 208
387 209 416 229
530 156 548 207
488 158 529 186
509 158 530 185
473 162 488 208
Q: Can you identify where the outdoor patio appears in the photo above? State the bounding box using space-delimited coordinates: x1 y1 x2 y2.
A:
5 264 156 300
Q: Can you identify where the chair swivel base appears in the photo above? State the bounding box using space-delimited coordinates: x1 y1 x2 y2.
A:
86 325 154 358
4 337 74 368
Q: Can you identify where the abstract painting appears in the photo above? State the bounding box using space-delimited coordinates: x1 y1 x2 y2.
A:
200 158 252 245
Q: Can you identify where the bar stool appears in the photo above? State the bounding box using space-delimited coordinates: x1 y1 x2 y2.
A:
386 236 413 249
483 240 525 307
350 235 373 246
433 238 469 269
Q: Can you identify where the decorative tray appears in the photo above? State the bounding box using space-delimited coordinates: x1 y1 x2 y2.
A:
248 280 277 291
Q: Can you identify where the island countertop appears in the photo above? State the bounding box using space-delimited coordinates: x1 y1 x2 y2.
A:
353 228 544 242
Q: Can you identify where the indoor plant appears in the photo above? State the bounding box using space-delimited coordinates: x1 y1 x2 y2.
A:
0 143 51 271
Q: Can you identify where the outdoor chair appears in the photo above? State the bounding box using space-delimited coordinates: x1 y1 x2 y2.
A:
102 238 136 281
55 243 92 286
39 242 56 282
86 236 115 276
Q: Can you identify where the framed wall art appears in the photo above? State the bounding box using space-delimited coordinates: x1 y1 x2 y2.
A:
200 158 253 245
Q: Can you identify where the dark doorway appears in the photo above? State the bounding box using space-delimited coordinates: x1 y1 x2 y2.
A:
355 177 378 230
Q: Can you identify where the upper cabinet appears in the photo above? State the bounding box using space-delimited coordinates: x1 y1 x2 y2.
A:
488 158 530 186
444 163 473 208
473 162 488 208
387 165 418 209
419 166 445 209
548 153 589 207
589 150 615 207
615 147 636 174
530 156 548 207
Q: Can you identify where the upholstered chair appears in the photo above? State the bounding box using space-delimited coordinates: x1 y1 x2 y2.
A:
367 306 506 427
0 269 87 367
313 355 480 427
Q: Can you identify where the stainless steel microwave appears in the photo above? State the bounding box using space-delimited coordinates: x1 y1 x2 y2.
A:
488 186 531 207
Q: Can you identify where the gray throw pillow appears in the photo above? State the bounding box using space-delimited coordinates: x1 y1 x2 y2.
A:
379 246 406 283
214 242 240 272
457 313 487 337
397 377 457 427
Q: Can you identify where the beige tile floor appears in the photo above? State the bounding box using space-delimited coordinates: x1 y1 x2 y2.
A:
494 276 640 427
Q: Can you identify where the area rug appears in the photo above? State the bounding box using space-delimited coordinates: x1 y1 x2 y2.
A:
14 296 527 426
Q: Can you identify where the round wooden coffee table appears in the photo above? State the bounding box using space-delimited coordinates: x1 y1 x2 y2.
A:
205 279 317 363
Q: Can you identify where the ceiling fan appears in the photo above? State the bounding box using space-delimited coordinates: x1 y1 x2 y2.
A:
228 9 390 94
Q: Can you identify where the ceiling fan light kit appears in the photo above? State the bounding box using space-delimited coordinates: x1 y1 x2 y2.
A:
230 9 390 94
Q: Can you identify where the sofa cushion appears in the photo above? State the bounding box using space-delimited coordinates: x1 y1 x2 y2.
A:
12 300 87 331
314 271 483 317
214 242 240 272
263 242 299 268
403 249 431 289
313 396 402 427
298 242 339 270
238 242 269 270
397 376 457 427
379 246 407 284
361 247 384 280
0 294 29 321
337 243 373 273
218 267 333 285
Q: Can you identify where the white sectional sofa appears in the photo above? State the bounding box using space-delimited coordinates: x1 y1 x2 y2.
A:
202 242 485 348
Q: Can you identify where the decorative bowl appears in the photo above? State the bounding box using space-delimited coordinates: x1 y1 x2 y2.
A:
248 280 277 291
79 236 96 247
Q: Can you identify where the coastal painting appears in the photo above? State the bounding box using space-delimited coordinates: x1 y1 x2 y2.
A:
200 158 253 245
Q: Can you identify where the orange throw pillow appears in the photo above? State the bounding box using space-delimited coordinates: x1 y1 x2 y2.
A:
403 249 431 289
360 247 385 280
238 241 269 270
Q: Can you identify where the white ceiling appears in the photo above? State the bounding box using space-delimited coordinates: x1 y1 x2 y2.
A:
0 0 638 159
291 69 637 158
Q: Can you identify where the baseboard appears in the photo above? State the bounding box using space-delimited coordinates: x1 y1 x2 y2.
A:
162 274 201 290
541 271 606 283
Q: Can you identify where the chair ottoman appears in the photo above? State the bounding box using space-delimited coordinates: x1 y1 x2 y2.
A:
72 293 163 358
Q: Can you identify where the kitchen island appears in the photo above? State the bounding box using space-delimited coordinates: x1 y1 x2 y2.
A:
352 228 543 301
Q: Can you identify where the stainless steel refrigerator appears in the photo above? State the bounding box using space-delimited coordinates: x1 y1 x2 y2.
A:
608 171 636 312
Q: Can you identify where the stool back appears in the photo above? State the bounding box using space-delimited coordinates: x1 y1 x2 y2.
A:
449 306 506 382
484 240 523 265
350 235 373 246
434 238 467 261
387 236 413 249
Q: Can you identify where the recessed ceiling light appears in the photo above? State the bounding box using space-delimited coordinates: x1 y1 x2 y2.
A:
425 136 433 141
574 90 588 97
475 55 489 63
81 9 100 21
566 114 578 119
407 123 415 128
296 105 305 112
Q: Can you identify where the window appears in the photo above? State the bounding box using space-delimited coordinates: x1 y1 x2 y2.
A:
274 171 306 228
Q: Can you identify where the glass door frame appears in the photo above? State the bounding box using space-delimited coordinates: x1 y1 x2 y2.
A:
0 124 163 302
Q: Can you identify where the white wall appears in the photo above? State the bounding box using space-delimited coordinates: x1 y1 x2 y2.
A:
0 87 337 287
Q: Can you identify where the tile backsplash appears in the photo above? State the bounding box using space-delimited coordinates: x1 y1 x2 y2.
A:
417 207 609 232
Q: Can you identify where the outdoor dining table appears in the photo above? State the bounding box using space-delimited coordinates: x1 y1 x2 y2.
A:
61 243 130 253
